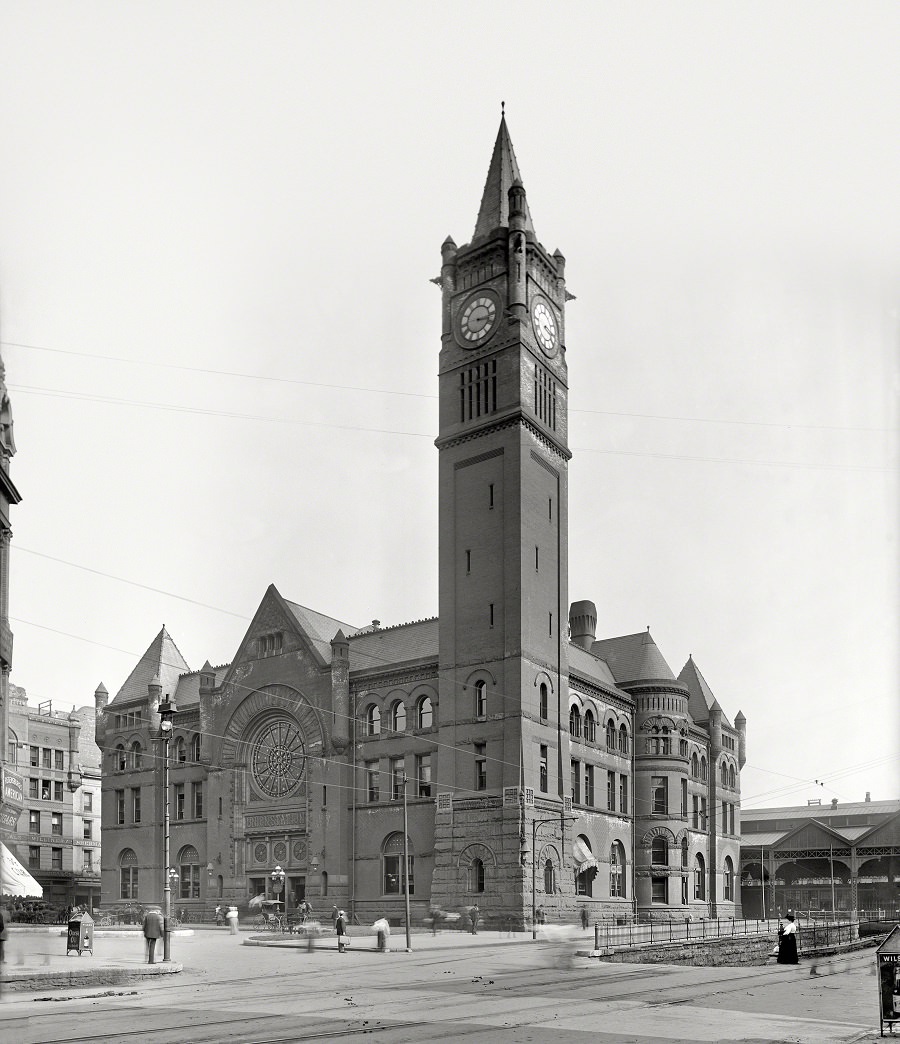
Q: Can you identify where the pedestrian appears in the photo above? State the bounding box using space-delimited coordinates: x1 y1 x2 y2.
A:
580 906 589 930
470 904 479 935
215 904 223 927
336 909 349 952
429 905 441 936
331 904 339 930
776 913 799 964
0 903 8 964
225 905 239 936
142 905 164 964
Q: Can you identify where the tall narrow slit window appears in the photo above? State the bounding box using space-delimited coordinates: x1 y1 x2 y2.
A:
460 360 498 422
533 363 558 430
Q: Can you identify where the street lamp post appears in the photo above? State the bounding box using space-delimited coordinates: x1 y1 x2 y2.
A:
401 773 412 952
270 865 286 929
531 814 575 940
158 696 176 962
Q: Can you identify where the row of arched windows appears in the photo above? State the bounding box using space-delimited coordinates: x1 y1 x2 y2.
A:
719 758 738 789
112 733 202 772
568 705 630 754
690 752 708 782
365 696 434 737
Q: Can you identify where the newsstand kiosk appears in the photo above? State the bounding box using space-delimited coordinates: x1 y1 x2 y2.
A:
66 911 94 956
876 924 900 1036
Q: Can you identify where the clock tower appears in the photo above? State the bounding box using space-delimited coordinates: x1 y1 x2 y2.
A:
431 113 573 916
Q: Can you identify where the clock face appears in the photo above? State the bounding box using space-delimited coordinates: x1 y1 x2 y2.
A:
531 297 559 357
456 290 500 347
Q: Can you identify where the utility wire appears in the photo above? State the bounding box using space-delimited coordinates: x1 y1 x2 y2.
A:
4 337 893 434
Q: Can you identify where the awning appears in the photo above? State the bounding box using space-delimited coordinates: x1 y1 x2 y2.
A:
573 837 599 875
0 842 43 897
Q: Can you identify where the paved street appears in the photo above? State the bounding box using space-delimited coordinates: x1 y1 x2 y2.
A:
0 928 884 1043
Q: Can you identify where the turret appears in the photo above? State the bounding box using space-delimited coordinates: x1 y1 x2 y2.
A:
439 235 457 335
94 682 108 747
147 674 162 731
507 179 527 318
330 630 350 753
735 710 747 769
709 704 723 757
568 600 597 651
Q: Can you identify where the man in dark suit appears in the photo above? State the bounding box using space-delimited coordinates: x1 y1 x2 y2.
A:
142 905 164 964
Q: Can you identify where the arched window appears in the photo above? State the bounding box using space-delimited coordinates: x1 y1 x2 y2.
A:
728 764 736 788
618 725 629 754
699 756 707 783
178 844 200 900
543 858 555 894
583 709 596 743
115 744 126 772
416 696 433 729
321 870 328 897
174 737 186 763
651 837 668 866
468 857 485 893
720 760 728 785
119 848 138 899
574 834 596 897
605 719 616 748
190 734 201 762
389 700 407 733
382 832 414 896
694 853 706 900
610 841 626 897
366 704 381 737
474 680 487 718
129 741 142 770
660 727 671 755
723 856 734 901
569 706 581 739
679 738 689 758
691 752 699 778
681 837 689 867
539 682 548 720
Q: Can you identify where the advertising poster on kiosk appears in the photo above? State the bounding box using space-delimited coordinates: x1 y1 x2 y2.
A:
876 925 900 1036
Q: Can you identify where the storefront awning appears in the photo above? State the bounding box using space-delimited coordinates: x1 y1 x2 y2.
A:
573 837 599 875
0 842 43 897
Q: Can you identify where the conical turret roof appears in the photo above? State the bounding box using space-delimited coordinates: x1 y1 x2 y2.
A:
473 114 535 241
678 655 732 726
591 629 677 685
111 626 191 704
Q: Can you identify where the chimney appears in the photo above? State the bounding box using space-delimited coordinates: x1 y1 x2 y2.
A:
831 798 838 809
865 791 871 802
568 600 597 651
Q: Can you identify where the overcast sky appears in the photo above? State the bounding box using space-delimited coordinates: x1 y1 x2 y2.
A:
1 1 897 810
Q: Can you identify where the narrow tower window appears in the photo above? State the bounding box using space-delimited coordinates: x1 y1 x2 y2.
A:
465 549 471 574
488 483 494 508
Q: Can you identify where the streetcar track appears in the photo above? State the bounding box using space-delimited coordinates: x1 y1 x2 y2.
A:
18 947 875 1044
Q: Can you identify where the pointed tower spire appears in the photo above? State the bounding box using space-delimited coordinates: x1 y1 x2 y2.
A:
473 108 535 241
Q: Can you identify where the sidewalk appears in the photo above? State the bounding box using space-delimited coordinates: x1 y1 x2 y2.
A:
0 924 545 991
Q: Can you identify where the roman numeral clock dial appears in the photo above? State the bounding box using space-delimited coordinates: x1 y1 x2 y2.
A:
455 289 500 347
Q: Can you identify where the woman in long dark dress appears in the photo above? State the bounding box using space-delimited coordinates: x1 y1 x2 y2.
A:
777 913 799 964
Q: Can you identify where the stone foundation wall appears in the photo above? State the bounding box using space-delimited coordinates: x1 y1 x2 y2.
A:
598 934 776 967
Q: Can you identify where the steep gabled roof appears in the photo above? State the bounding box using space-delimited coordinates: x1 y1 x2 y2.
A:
111 626 190 705
591 630 676 686
349 617 439 673
473 114 535 241
282 599 362 664
567 642 624 694
677 655 733 727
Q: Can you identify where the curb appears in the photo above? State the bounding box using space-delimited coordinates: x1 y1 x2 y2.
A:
0 962 184 993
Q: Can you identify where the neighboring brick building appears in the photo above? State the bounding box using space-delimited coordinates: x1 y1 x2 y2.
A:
4 684 102 908
96 115 746 926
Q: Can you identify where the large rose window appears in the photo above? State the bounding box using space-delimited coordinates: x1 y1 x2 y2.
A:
250 718 306 797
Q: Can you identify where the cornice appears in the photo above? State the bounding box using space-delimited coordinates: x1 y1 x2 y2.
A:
436 413 571 462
